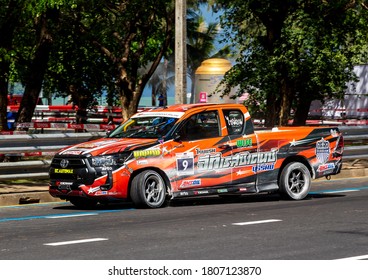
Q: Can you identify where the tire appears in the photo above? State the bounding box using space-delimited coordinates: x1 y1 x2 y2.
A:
130 170 168 208
69 197 98 209
279 162 311 200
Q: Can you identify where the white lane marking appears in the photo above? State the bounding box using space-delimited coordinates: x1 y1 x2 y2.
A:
322 189 359 194
46 213 98 219
232 219 282 226
44 238 108 246
335 254 368 260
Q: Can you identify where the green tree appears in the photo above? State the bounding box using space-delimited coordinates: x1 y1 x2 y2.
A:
0 0 78 130
43 3 114 124
0 0 25 130
218 0 368 126
75 0 175 120
1 0 175 130
15 7 59 126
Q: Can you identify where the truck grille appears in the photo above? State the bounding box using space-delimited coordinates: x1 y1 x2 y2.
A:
51 157 86 169
49 156 96 185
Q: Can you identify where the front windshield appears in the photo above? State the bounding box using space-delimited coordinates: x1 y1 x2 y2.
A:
108 115 179 139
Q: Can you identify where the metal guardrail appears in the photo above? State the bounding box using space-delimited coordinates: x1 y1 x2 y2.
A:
0 132 105 180
0 127 367 180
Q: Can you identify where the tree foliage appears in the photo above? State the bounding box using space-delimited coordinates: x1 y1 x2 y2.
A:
0 0 79 129
218 0 368 126
1 0 175 129
78 0 175 120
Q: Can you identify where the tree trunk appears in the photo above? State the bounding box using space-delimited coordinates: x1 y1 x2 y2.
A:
278 78 294 126
264 91 279 127
0 0 19 131
16 12 54 127
119 75 141 121
293 95 313 125
120 92 140 121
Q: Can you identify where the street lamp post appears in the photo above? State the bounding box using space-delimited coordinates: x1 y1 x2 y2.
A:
175 0 187 104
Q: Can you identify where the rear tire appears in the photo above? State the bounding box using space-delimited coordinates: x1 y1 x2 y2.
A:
279 162 311 200
130 170 168 208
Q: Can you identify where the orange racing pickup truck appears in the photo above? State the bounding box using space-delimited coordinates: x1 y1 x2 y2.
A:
49 103 344 208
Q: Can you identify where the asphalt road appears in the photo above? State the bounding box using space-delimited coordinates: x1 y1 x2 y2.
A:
0 177 367 260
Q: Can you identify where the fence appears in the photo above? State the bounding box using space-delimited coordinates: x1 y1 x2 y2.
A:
0 132 105 179
5 104 154 131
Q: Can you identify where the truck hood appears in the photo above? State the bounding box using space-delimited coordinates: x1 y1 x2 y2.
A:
58 137 158 156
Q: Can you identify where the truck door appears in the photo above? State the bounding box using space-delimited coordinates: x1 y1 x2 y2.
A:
222 108 258 190
171 110 233 192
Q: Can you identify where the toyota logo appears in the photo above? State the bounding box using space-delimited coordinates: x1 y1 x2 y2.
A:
60 159 69 168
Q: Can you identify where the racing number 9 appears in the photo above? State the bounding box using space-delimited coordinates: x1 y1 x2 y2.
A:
177 156 194 175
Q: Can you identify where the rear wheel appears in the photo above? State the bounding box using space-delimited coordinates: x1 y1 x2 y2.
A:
279 162 311 200
69 197 98 209
130 170 168 208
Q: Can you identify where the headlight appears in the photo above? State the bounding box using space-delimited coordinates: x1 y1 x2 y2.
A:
91 155 117 167
90 153 131 167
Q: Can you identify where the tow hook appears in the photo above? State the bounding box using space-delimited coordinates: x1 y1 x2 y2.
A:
325 175 331 180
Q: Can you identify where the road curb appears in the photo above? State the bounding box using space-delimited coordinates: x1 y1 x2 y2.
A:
333 167 368 179
0 192 60 207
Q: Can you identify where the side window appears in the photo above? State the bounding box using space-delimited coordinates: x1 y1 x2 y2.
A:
179 111 220 140
223 110 245 135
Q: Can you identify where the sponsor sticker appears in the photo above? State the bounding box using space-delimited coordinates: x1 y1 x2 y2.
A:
58 181 73 186
180 179 201 189
236 139 252 148
176 152 194 175
134 112 184 118
252 163 275 173
54 169 74 174
77 140 117 149
195 148 216 155
316 138 330 164
57 182 72 190
178 191 190 196
198 150 277 171
217 189 228 193
133 149 161 158
317 163 335 172
61 150 84 155
88 186 101 194
194 190 209 195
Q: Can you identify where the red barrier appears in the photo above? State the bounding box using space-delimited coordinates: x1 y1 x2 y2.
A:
13 122 117 131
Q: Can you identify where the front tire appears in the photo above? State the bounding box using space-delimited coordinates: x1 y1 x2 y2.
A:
130 170 168 208
279 162 311 200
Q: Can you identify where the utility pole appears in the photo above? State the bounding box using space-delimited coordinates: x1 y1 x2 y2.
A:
175 0 187 104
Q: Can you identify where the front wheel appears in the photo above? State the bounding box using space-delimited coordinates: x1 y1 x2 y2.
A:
279 162 311 200
130 170 168 208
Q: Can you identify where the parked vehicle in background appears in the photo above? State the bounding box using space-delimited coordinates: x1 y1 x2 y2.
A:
49 103 344 208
